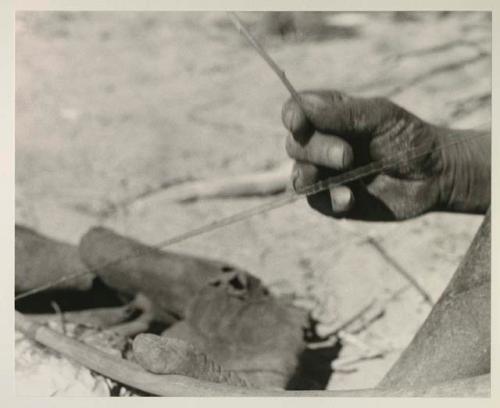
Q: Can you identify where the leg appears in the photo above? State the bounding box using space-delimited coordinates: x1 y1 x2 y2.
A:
378 209 491 389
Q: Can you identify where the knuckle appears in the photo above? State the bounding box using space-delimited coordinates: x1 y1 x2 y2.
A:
372 96 389 105
372 96 397 114
326 89 348 104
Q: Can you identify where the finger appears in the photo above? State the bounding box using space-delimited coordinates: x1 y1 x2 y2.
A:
281 98 315 144
293 162 353 214
291 161 320 192
305 186 354 215
330 186 354 213
286 132 353 170
306 182 389 220
283 90 403 138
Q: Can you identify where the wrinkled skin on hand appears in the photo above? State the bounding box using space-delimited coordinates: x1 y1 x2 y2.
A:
282 90 491 220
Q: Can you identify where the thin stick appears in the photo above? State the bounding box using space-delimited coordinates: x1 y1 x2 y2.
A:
332 350 387 370
314 298 377 340
15 311 251 396
227 12 305 110
24 303 135 328
337 330 374 353
14 132 487 302
50 301 66 335
366 237 434 306
13 13 490 302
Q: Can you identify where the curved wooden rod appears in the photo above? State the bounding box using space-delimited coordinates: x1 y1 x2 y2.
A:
15 311 489 397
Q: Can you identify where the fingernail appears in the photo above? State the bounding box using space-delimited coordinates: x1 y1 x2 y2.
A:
330 187 353 212
292 167 302 191
283 103 299 130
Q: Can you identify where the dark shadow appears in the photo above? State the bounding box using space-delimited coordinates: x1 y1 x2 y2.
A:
286 341 343 390
15 277 127 314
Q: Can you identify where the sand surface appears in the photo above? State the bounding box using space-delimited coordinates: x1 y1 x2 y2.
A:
16 11 490 391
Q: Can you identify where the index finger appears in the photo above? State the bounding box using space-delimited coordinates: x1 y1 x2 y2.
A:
281 97 315 145
282 90 405 140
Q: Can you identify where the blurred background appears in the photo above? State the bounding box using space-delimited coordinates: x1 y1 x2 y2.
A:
16 11 491 391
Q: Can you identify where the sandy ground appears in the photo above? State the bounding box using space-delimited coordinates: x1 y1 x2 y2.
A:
15 11 490 391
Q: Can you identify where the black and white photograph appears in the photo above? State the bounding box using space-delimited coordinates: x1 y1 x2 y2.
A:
13 9 491 397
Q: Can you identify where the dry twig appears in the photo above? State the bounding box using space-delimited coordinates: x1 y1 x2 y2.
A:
128 162 292 207
386 39 489 62
366 237 434 306
383 54 489 98
313 298 378 340
25 301 136 329
90 294 156 339
50 301 67 335
227 12 304 110
332 349 387 370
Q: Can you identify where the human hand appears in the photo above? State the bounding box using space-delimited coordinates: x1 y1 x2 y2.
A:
282 90 490 220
